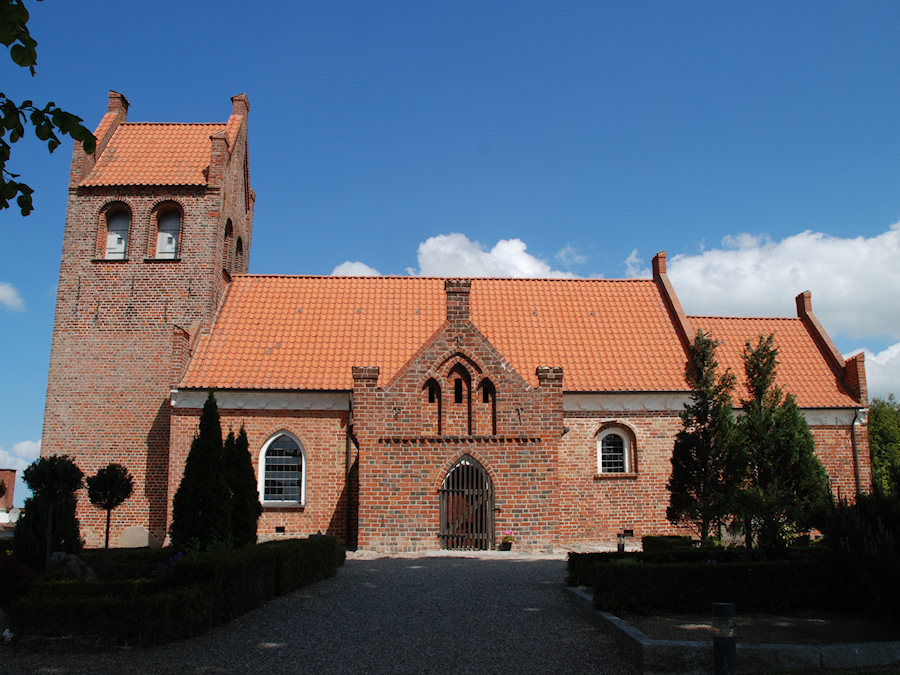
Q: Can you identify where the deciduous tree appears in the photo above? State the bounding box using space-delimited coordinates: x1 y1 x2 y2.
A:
869 395 900 495
13 454 83 568
1 0 96 215
86 462 135 549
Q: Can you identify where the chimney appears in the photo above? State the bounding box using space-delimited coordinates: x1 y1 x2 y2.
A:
445 279 471 322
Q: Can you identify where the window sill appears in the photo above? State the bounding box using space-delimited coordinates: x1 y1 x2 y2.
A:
144 257 181 263
262 502 305 511
593 472 639 481
92 258 129 263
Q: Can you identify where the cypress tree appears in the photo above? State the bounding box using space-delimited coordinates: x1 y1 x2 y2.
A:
169 391 232 551
737 334 829 552
224 425 262 547
666 331 741 545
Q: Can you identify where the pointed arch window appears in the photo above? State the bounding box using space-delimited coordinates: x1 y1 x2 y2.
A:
259 432 305 505
476 378 497 435
446 363 473 435
422 378 442 435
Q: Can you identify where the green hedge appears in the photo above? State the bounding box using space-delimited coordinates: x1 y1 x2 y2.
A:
566 549 749 586
6 536 345 646
590 560 827 614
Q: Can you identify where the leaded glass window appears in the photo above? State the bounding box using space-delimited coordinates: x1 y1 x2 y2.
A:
600 433 626 473
263 434 303 503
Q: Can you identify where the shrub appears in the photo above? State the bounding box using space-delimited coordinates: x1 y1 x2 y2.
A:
641 535 695 553
591 560 827 615
0 551 37 605
6 536 345 645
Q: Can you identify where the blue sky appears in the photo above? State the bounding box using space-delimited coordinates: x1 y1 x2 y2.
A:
2 1 899 505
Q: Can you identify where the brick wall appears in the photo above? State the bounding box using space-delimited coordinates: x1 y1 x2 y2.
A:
168 407 350 544
41 94 253 547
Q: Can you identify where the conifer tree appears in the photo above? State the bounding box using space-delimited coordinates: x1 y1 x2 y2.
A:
667 331 741 544
737 335 829 552
869 395 900 495
87 462 135 549
224 425 262 547
170 392 232 551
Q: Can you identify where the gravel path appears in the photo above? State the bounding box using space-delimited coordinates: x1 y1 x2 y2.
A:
1 553 636 674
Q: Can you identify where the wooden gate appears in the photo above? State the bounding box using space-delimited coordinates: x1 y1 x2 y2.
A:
439 455 494 550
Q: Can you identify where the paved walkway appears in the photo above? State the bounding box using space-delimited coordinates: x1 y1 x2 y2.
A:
2 553 637 674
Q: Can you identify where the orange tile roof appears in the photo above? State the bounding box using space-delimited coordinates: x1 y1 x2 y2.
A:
180 276 690 392
80 123 225 186
691 316 857 408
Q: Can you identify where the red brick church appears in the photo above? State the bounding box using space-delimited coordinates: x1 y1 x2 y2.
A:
41 92 871 551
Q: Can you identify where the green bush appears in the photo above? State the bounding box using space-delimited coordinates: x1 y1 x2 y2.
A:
6 536 344 645
592 560 827 615
641 535 695 553
0 551 37 605
80 547 175 581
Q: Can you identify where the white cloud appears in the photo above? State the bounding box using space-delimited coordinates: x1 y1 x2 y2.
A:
667 223 900 341
847 344 900 401
555 243 587 267
0 282 25 311
0 439 39 508
408 233 575 278
624 248 651 278
331 261 381 276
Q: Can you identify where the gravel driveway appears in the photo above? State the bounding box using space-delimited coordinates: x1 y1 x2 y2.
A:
1 552 636 674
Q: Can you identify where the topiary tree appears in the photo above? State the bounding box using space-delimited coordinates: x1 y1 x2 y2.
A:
667 331 741 545
169 391 232 552
86 462 135 549
736 334 830 553
224 425 262 547
13 454 83 569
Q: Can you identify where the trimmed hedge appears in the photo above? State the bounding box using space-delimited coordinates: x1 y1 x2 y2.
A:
6 536 345 646
591 560 827 614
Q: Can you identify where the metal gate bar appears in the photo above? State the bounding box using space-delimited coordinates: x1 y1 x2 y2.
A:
438 455 494 550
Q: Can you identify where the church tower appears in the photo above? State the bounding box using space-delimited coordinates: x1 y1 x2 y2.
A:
41 91 254 547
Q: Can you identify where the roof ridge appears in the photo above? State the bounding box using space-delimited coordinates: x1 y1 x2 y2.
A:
230 274 654 282
691 315 801 321
120 122 226 127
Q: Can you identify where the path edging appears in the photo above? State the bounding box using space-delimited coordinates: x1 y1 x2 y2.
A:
565 586 900 673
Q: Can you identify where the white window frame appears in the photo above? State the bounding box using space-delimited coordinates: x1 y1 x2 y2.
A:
258 431 306 507
596 427 633 474
155 210 181 259
105 210 130 259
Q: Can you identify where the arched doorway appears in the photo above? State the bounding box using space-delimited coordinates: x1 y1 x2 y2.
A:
439 455 494 550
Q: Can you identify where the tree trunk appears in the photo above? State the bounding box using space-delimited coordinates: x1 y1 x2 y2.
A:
105 508 111 549
45 501 55 569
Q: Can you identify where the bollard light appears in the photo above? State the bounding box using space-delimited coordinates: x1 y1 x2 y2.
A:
712 602 737 675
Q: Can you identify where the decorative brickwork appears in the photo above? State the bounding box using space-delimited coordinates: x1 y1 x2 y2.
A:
41 92 254 547
41 93 872 552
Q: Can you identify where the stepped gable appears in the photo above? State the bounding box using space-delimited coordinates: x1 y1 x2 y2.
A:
693 315 858 408
179 275 690 392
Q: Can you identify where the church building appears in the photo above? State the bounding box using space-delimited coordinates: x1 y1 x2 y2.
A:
41 92 871 551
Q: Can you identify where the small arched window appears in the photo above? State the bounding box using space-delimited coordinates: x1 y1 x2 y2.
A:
476 378 497 435
597 426 634 474
223 220 234 271
422 378 442 435
105 210 130 259
259 432 305 505
235 237 244 271
155 210 181 259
